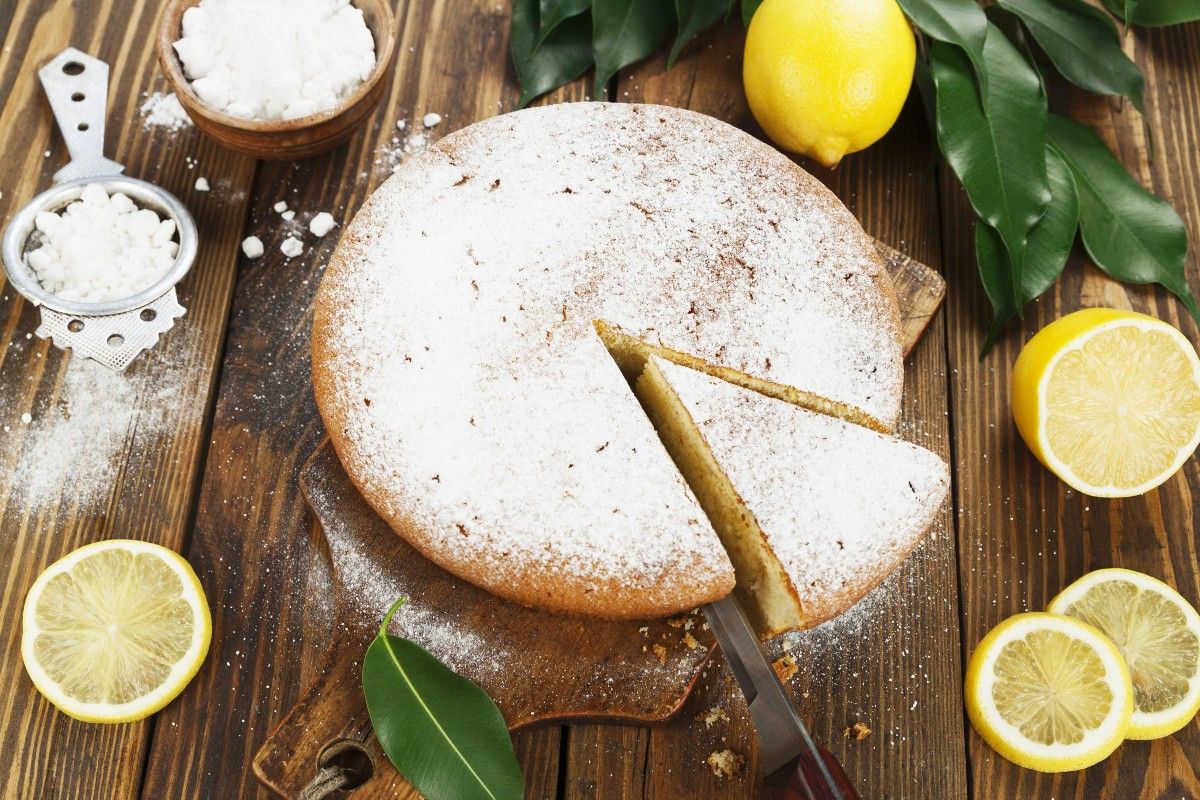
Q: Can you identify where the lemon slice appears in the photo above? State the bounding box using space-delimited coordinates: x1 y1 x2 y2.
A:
965 612 1132 772
21 539 211 723
1048 569 1200 740
1011 308 1200 498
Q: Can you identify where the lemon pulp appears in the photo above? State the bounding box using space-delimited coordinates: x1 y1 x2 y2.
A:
22 540 211 723
1050 569 1200 739
965 612 1132 772
1043 325 1200 491
1011 309 1200 497
991 628 1114 745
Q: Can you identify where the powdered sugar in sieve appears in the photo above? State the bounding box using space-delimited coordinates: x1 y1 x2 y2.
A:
1 48 198 372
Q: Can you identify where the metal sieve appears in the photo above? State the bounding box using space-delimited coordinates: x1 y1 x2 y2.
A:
1 48 198 372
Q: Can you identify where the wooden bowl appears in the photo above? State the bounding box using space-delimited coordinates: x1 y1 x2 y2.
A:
155 0 398 160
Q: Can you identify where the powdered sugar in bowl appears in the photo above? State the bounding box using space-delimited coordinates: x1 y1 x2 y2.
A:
1 48 198 372
156 0 398 159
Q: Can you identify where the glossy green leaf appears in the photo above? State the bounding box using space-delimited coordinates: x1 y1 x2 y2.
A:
511 0 593 108
896 0 990 96
1102 0 1200 26
538 0 592 45
998 0 1144 111
741 0 762 26
669 0 733 66
931 26 1050 304
363 598 525 800
1047 113 1200 322
592 0 674 94
976 146 1079 352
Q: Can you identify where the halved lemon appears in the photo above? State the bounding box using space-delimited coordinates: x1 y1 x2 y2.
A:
1049 568 1200 740
21 539 211 723
965 612 1132 772
1011 308 1200 498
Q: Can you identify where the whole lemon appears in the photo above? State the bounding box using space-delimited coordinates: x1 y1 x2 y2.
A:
743 0 916 167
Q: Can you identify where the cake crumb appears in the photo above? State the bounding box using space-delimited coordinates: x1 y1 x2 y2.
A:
706 749 744 778
652 643 667 665
422 112 442 128
701 706 729 728
772 653 798 682
668 616 687 628
683 631 704 650
637 626 649 637
194 176 210 192
844 722 871 741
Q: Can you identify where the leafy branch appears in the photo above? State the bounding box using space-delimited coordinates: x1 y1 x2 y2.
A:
509 0 1200 354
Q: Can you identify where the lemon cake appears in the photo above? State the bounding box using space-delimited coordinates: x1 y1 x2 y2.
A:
312 102 903 619
637 356 948 634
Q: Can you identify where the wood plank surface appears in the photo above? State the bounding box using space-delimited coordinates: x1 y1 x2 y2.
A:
0 2 255 798
2 1 1199 799
136 0 586 796
561 24 970 800
941 20 1200 800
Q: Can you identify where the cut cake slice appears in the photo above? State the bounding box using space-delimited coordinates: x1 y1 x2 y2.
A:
636 355 949 636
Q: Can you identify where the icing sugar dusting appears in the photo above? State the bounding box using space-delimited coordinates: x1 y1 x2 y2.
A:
313 103 901 616
1 357 193 512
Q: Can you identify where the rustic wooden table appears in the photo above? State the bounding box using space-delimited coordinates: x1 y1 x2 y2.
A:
1 2 1198 798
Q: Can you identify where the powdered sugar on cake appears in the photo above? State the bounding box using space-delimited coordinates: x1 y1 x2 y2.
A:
312 103 902 616
653 357 948 623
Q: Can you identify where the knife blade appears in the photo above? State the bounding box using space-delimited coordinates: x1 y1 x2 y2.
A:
702 595 859 800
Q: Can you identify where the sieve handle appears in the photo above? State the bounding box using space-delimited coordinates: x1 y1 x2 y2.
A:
38 48 124 182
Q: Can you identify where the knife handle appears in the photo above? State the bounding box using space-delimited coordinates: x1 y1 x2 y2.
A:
762 746 860 800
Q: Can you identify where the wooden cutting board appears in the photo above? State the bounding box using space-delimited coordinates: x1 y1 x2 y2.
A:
252 240 945 799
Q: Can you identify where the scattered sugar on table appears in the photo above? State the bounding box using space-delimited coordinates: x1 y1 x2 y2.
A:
139 91 192 130
280 236 304 258
241 236 264 259
24 183 179 303
172 0 376 121
308 211 336 237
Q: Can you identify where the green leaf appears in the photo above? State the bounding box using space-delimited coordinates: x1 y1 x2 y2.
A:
538 0 592 45
930 25 1050 306
741 0 762 26
1102 0 1200 26
511 0 593 108
363 598 525 800
896 0 990 96
669 0 733 67
997 0 1144 111
592 0 675 94
1046 113 1200 322
976 146 1079 352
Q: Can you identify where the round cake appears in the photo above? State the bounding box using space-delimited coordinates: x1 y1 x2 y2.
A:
312 103 903 619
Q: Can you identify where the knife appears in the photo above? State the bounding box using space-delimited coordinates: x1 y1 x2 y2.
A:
702 595 861 800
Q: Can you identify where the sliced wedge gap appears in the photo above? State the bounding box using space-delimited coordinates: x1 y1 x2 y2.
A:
594 319 893 433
